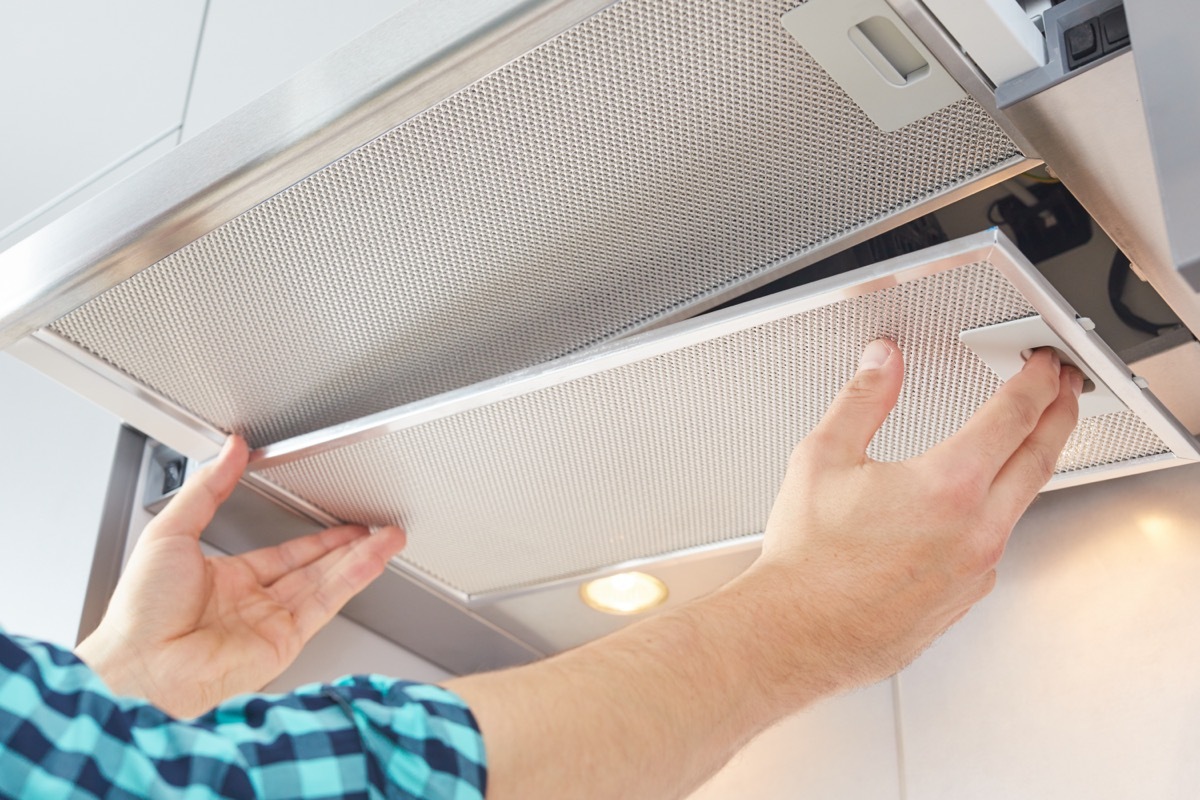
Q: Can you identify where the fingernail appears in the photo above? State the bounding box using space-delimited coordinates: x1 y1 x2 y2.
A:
858 340 892 371
1069 368 1084 398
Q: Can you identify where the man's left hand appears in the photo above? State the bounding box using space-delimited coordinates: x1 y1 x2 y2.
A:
75 436 405 718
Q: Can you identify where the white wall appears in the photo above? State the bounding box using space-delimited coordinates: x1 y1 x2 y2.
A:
684 462 1200 800
0 353 120 646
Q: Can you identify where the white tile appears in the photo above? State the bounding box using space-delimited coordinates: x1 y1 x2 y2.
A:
899 462 1200 800
688 681 901 800
0 1 205 232
0 352 121 647
181 0 422 139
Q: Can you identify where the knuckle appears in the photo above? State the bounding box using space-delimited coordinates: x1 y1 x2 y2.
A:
787 436 820 474
971 570 998 603
838 373 884 405
933 467 986 511
791 429 832 468
1028 443 1060 484
972 534 1008 572
1005 391 1045 433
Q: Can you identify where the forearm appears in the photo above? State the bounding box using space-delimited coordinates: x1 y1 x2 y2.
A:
447 567 827 800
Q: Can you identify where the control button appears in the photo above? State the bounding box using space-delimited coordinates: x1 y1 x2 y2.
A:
1100 6 1130 52
162 458 187 495
1065 19 1102 69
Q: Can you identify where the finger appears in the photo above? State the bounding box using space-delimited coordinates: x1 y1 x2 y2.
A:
804 339 904 466
988 365 1083 519
236 524 372 586
926 348 1062 483
144 436 249 541
271 526 407 641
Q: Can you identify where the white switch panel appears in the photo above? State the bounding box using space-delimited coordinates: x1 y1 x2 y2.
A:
959 315 1128 418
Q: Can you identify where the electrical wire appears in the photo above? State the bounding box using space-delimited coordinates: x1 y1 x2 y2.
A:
1107 250 1179 335
1019 171 1060 184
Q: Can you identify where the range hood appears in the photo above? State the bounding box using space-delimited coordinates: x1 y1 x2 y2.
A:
4 0 1199 670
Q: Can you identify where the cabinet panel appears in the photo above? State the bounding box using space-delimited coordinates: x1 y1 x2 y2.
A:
181 0 423 139
0 1 206 236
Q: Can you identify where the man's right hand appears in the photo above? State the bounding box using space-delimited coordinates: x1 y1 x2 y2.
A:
750 339 1083 701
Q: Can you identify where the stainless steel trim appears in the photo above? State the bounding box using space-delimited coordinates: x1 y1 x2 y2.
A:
467 533 765 608
76 425 147 645
0 0 615 349
885 0 1041 158
1001 51 1200 339
633 155 1038 334
6 330 228 461
247 231 1019 468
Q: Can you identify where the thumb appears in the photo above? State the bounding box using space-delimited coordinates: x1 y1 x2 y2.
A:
808 339 904 465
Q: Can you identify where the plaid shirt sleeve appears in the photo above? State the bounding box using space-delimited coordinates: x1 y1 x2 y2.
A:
0 631 486 799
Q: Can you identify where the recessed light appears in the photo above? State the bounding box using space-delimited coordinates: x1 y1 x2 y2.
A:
580 571 668 615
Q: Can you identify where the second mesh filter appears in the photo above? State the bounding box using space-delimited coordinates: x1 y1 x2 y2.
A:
249 233 1192 598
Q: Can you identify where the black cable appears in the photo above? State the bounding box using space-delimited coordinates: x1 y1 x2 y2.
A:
986 200 1006 226
1107 249 1177 335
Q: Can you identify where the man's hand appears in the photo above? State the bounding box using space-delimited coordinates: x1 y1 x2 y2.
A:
747 340 1083 702
75 436 405 718
448 339 1083 800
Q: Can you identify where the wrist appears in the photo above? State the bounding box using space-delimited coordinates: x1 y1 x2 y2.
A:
75 628 161 706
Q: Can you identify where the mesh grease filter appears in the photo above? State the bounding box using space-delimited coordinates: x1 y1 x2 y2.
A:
255 259 1171 596
51 0 1019 447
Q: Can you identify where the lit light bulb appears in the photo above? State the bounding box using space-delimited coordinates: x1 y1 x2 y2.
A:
580 571 668 615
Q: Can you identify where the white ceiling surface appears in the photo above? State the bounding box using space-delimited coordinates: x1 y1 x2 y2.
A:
0 1 205 236
898 461 1200 799
0 353 121 648
180 0 430 140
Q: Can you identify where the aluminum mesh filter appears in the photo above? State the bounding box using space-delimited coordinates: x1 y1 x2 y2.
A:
51 0 1019 447
255 261 1170 596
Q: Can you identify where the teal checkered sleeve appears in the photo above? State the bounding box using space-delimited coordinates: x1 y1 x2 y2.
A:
0 630 486 799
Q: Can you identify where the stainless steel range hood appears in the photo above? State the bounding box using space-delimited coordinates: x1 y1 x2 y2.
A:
5 0 1199 672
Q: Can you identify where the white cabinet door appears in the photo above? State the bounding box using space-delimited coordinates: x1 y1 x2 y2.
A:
0 1 206 238
181 0 422 139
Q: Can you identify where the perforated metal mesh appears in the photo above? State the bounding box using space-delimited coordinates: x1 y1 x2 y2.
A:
256 261 1170 595
51 0 1020 447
